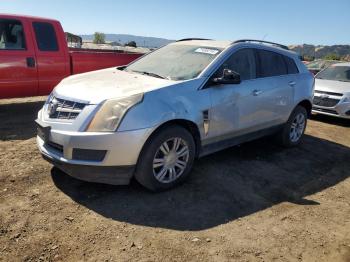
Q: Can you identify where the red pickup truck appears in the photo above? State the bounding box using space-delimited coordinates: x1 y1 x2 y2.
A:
0 14 143 99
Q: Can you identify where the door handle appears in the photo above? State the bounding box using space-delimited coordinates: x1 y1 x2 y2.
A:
288 81 296 87
26 57 35 68
252 90 263 96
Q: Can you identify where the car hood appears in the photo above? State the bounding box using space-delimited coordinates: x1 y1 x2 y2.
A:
53 68 175 104
315 78 350 95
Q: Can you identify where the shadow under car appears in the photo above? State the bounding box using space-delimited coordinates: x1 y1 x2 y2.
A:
51 134 350 231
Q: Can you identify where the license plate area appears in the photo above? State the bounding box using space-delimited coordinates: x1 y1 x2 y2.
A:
35 120 51 143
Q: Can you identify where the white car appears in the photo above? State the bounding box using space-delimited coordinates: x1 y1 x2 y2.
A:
313 62 350 119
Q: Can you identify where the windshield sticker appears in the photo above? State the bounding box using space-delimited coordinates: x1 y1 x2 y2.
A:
195 48 219 55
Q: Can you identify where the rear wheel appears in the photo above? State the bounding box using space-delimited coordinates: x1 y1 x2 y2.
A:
278 105 308 147
135 125 195 191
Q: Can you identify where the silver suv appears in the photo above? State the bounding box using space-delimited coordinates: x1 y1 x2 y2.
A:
36 39 314 191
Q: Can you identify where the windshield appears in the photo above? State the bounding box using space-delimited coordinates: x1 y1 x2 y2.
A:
316 65 350 82
125 44 223 81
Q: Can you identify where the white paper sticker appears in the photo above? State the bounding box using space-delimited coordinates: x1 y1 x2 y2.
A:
195 48 219 55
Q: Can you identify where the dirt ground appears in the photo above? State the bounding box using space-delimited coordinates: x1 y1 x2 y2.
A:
0 97 349 262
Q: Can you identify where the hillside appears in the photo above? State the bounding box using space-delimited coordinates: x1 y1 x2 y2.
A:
80 34 174 48
289 44 350 60
80 34 350 60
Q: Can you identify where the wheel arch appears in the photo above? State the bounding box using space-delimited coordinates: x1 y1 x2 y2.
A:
142 119 202 158
296 99 312 116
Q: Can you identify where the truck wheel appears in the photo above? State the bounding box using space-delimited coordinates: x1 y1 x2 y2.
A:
278 105 308 147
135 125 195 192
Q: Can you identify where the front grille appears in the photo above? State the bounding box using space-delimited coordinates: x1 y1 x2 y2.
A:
313 107 339 115
47 97 86 120
314 90 343 97
46 141 63 153
313 96 340 107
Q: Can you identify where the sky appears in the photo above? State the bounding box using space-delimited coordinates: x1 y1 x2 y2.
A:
1 0 349 45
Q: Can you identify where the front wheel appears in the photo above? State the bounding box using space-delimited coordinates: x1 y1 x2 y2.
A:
278 106 308 147
135 125 196 191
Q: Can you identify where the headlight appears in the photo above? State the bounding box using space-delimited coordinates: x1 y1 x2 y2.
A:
46 93 53 104
86 93 143 132
342 96 350 103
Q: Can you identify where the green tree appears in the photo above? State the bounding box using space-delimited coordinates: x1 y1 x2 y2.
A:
93 32 105 44
125 41 137 48
302 55 315 62
323 53 341 60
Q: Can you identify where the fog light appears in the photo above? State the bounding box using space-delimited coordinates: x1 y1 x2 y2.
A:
345 110 350 116
72 148 107 161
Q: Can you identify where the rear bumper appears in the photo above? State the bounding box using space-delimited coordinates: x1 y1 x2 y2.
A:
42 153 135 185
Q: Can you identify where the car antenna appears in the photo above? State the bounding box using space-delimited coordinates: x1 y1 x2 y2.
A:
261 34 268 43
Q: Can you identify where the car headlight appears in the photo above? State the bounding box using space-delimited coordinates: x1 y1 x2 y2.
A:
86 93 143 132
46 93 53 104
342 96 350 103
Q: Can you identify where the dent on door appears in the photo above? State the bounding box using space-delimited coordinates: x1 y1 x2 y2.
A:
207 80 270 141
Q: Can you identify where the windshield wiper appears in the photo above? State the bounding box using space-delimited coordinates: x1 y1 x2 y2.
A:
132 70 166 79
116 66 127 71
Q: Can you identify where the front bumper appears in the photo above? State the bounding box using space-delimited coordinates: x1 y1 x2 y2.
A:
36 120 155 185
42 154 135 185
312 101 350 119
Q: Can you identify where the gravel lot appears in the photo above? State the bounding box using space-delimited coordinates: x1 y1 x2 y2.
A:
0 97 349 262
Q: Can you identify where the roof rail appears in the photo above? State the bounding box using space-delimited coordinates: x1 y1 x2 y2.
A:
233 39 289 50
176 38 212 42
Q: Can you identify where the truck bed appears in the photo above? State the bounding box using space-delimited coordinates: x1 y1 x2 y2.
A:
69 48 144 75
0 14 146 99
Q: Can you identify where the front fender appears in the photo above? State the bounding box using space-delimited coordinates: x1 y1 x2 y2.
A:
118 78 210 135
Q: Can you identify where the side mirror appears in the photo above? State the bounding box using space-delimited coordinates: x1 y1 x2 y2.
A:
212 69 241 85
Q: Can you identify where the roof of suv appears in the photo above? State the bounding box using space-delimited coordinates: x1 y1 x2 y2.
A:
173 39 298 57
172 39 232 49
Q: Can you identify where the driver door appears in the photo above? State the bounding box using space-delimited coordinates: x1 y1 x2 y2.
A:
206 48 261 140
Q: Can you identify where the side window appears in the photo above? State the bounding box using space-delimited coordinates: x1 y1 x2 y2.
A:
216 49 257 81
32 22 58 51
258 50 287 77
0 19 26 50
222 48 256 80
284 56 299 74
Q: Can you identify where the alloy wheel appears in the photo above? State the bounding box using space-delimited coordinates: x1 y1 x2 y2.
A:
290 113 306 142
152 137 190 183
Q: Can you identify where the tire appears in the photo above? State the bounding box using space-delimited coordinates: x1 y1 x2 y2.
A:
134 125 196 192
277 105 308 147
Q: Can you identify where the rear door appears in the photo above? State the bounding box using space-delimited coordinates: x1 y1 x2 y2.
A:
31 20 69 95
0 17 38 98
254 49 295 124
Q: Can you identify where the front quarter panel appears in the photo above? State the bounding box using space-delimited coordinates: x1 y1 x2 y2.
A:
118 78 210 139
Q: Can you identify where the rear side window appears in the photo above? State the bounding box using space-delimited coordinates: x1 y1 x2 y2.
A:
0 19 26 50
258 50 287 77
284 56 299 74
33 22 58 51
